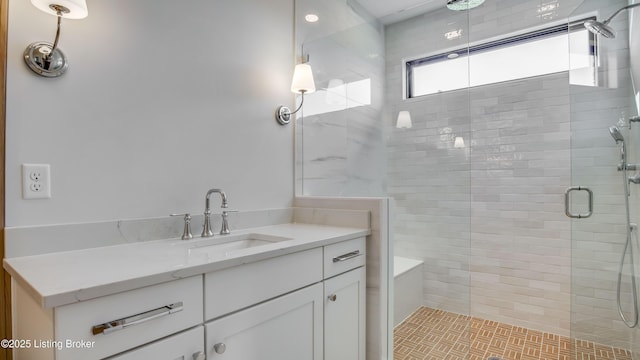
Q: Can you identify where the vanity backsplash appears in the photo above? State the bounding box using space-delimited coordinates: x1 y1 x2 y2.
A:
5 207 370 258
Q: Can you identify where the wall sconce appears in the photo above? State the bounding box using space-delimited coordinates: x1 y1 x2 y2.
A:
24 0 88 77
275 57 316 125
454 136 466 148
396 111 412 129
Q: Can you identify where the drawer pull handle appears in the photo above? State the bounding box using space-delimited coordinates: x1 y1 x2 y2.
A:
91 302 183 335
328 294 337 302
333 250 361 263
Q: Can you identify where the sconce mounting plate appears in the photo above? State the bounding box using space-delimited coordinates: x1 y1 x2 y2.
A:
24 41 68 78
276 106 292 125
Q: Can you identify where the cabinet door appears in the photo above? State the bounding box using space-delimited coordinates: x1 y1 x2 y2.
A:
324 267 366 360
107 326 205 360
205 283 323 360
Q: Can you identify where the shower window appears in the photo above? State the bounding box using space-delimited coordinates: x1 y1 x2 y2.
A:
405 20 596 98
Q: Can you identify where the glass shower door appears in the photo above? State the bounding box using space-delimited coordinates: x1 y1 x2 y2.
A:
568 0 640 357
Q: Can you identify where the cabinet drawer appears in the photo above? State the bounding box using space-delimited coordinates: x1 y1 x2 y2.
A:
205 248 323 320
55 276 203 360
323 237 366 279
107 326 205 360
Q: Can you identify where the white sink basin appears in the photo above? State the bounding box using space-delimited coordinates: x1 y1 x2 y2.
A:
188 233 292 258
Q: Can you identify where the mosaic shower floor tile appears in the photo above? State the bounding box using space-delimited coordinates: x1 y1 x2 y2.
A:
394 307 633 360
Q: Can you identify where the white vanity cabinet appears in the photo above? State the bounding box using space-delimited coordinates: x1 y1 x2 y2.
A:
205 283 324 360
9 231 368 360
203 237 366 360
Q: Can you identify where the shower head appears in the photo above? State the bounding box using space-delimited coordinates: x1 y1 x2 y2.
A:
584 3 640 39
610 125 625 143
584 19 616 39
446 0 485 11
610 126 629 170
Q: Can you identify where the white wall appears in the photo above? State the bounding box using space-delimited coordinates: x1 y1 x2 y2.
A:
6 0 294 227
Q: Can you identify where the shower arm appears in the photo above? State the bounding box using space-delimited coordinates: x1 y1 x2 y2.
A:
602 3 640 25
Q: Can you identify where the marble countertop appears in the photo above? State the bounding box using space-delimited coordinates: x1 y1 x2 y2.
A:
4 223 370 309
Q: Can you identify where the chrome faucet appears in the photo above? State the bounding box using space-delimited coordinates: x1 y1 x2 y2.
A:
202 189 228 237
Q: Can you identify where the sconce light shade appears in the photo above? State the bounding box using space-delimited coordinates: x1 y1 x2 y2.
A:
291 64 316 94
396 111 412 129
31 0 88 19
24 0 88 77
454 136 466 148
276 61 316 125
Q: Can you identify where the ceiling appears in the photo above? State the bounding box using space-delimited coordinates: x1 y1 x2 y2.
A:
356 0 445 24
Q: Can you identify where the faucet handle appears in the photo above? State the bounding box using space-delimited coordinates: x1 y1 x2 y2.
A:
220 210 238 235
170 213 193 240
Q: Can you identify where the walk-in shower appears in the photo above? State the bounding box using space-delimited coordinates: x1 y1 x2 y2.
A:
294 0 640 357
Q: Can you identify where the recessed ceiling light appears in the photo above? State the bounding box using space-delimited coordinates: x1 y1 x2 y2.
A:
305 14 319 23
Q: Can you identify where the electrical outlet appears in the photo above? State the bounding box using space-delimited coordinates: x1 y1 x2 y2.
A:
30 171 42 181
22 164 51 199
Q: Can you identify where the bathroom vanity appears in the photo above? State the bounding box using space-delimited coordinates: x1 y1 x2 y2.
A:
5 221 369 360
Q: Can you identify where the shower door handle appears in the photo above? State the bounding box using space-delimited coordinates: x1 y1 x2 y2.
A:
564 186 593 218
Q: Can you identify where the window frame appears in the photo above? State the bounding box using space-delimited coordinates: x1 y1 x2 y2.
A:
404 18 596 99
